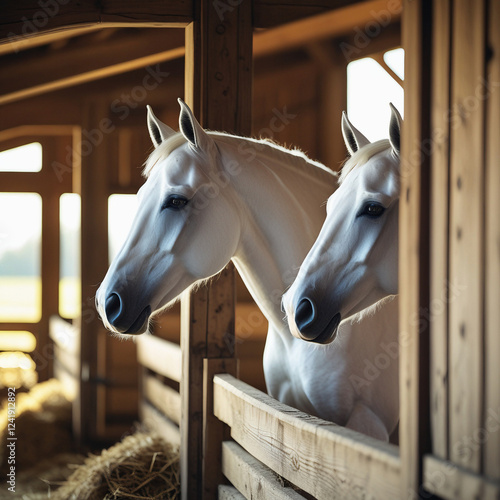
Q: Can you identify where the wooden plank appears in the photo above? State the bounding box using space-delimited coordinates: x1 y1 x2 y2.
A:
182 0 252 497
222 441 307 500
136 335 182 382
423 455 500 500
429 0 451 461
218 485 246 500
484 0 500 480
214 374 401 500
253 0 401 56
140 400 181 447
0 0 193 49
399 0 433 496
49 315 79 353
77 98 110 445
448 0 486 473
143 372 181 425
53 360 79 400
0 29 185 105
54 344 79 379
203 358 237 500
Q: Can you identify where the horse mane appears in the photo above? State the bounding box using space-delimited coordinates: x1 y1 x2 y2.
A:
339 139 392 184
143 130 337 186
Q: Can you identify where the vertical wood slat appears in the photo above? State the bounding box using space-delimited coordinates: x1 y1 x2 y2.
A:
429 0 452 461
203 358 237 499
483 0 500 480
400 0 433 496
77 99 110 445
182 2 252 497
448 0 486 473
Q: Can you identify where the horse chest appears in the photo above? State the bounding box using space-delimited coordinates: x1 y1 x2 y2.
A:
262 329 353 423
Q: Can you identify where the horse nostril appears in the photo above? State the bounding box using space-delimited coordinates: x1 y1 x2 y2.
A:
105 293 123 326
295 297 316 333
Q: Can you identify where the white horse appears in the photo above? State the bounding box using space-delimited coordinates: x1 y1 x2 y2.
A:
96 99 398 440
283 104 402 438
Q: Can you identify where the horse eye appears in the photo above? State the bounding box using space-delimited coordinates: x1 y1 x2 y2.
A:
161 195 188 211
358 202 385 218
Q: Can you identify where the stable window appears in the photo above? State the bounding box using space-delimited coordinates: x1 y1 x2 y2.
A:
347 48 404 141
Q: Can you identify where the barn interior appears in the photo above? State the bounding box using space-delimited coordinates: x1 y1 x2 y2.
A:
3 0 497 499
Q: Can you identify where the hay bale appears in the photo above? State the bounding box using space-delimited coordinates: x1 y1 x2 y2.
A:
53 431 180 500
0 378 73 474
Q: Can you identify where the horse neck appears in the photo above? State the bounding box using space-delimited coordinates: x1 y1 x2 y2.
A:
216 135 337 333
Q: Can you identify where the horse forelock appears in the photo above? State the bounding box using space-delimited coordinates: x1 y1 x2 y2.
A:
339 139 392 184
142 133 187 177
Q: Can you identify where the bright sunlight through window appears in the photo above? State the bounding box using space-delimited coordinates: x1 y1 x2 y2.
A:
59 193 81 318
108 194 137 263
0 142 42 172
347 49 404 143
0 193 42 322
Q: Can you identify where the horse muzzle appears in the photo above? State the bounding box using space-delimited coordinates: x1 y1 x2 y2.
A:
104 292 151 335
294 296 341 344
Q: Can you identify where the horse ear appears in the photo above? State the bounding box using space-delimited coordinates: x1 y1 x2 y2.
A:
147 105 176 148
341 111 370 156
178 98 214 152
388 103 402 157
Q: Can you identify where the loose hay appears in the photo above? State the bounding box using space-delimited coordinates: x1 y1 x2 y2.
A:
53 431 180 500
0 378 73 475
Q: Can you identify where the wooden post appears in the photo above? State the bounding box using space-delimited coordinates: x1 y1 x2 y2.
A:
77 99 110 446
429 0 451 461
448 0 486 473
400 0 433 497
182 1 252 498
484 0 500 480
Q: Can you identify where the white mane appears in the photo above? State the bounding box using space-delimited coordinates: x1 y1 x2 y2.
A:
339 139 392 184
143 130 337 186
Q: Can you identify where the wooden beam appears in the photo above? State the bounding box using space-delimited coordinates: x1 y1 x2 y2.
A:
253 0 402 56
136 335 182 382
0 29 184 106
214 374 401 500
399 0 433 497
448 0 486 473
0 0 193 50
77 98 110 445
253 0 383 28
484 0 500 480
181 0 252 497
429 0 451 462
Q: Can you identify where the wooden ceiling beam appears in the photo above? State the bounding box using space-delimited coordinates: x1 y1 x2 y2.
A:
253 0 401 57
0 0 192 53
0 29 185 106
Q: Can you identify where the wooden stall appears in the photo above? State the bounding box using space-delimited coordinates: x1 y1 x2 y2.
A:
1 0 498 499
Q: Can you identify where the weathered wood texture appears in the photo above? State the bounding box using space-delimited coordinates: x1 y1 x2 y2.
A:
137 335 182 382
424 0 500 496
429 0 451 462
222 441 307 500
399 0 433 497
181 1 252 498
484 0 500 480
448 0 486 473
423 455 500 500
214 374 401 500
